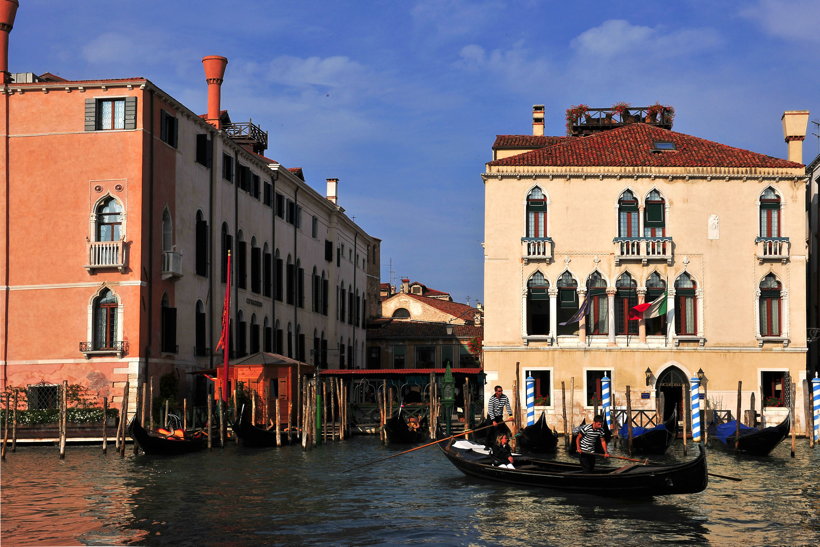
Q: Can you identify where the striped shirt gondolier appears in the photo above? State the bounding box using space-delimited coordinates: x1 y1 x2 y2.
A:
487 394 512 420
577 423 606 453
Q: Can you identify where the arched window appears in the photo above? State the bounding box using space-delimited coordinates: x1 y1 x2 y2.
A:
587 272 608 335
162 209 173 251
287 323 293 358
160 293 177 353
526 187 547 238
221 223 232 283
296 260 305 309
93 289 118 350
645 272 667 335
296 324 305 361
339 337 346 368
759 187 781 238
195 300 206 356
644 190 665 237
275 319 283 354
249 313 260 354
263 317 272 353
526 272 549 335
312 266 320 313
286 255 295 305
313 329 320 366
759 274 782 336
250 237 261 294
615 273 638 335
195 211 208 277
96 197 122 242
339 283 346 321
618 190 639 238
236 231 247 290
392 308 411 319
321 271 328 316
274 249 283 302
263 243 272 298
320 332 327 367
675 273 697 336
237 310 247 357
557 271 579 336
348 284 354 324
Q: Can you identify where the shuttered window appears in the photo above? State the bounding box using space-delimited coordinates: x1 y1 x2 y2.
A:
85 97 137 131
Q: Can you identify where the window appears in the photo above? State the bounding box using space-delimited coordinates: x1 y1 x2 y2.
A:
263 182 272 206
524 370 552 406
221 223 232 283
93 289 118 350
312 268 320 313
320 335 328 367
275 320 283 354
325 240 333 262
236 233 247 290
339 338 345 368
339 285 346 320
195 301 207 356
526 272 549 335
96 197 122 241
250 314 260 354
263 246 272 298
322 273 329 316
276 193 285 218
761 371 787 407
264 317 272 353
618 190 639 238
393 345 406 368
27 384 59 410
645 272 667 335
86 97 136 131
195 211 208 277
237 311 247 357
557 271 579 336
759 274 782 337
222 154 234 182
252 174 260 200
275 252 283 301
250 238 261 294
415 346 435 368
367 347 381 368
286 199 295 224
526 187 547 238
312 216 319 238
195 134 212 167
459 344 477 366
295 206 302 229
161 209 173 252
759 187 781 238
587 272 608 335
160 294 177 353
297 262 305 308
160 110 178 148
675 273 697 336
297 328 306 362
286 257 295 305
652 141 676 151
644 190 665 238
615 272 638 335
586 370 612 406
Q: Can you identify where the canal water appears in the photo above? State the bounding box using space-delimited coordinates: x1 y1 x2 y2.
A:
2 437 818 546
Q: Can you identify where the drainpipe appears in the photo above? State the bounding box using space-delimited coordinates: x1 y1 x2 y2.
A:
352 230 357 368
145 88 155 385
270 167 278 353
233 150 239 356
293 187 299 360
208 129 216 371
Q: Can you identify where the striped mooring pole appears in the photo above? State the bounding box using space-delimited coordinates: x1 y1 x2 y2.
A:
601 374 612 429
690 376 701 443
812 373 820 443
526 375 535 426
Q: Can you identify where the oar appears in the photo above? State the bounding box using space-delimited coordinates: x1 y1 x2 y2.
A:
706 472 742 482
344 417 515 473
593 452 742 481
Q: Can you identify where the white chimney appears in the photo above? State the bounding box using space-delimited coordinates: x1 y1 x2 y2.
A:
781 110 809 164
326 178 339 205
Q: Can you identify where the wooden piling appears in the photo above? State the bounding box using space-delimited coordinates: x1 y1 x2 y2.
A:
141 382 148 427
102 396 108 454
734 381 742 452
748 392 757 427
301 382 308 450
251 389 257 426
275 397 281 447
183 398 188 431
330 378 337 441
218 393 225 448
681 384 688 456
561 381 568 448
133 383 141 455
569 377 575 436
206 390 213 450
148 377 154 429
11 388 18 452
463 377 472 439
287 401 293 443
58 380 68 459
626 386 633 456
790 382 796 458
1 392 9 461
322 380 328 443
119 380 129 458
657 391 665 424
805 379 814 449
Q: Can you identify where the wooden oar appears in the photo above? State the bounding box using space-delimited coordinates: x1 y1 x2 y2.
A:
706 472 742 482
345 417 515 473
593 452 742 481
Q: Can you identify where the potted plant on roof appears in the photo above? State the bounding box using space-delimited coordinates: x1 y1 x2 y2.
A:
565 104 589 134
612 101 630 123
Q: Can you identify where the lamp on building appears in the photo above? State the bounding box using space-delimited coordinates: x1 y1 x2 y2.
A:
697 367 708 387
645 367 653 386
445 324 454 336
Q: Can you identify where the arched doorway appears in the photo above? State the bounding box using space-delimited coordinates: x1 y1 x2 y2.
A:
656 365 688 423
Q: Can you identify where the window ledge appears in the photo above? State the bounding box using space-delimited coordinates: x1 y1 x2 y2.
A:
79 341 128 359
674 336 705 347
523 335 553 346
756 336 789 348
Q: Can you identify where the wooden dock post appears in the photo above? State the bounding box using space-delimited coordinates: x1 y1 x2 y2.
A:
11 388 18 452
148 377 154 429
133 383 141 456
805 379 814 449
206 390 213 450
561 381 568 448
322 380 328 443
102 396 108 454
251 389 257 427
141 382 147 427
218 390 225 448
790 382 796 458
119 380 129 458
569 377 575 436
626 386 633 456
59 380 68 459
681 384 688 456
747 392 757 427
275 397 281 447
164 399 169 429
287 401 293 443
735 381 742 453
183 398 188 431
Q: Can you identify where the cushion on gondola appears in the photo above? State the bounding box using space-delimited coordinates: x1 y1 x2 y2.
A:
714 420 755 443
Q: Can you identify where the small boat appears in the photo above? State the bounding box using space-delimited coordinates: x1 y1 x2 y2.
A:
129 419 207 455
516 412 558 453
232 408 294 447
708 415 789 456
618 411 677 455
384 410 426 444
439 438 708 497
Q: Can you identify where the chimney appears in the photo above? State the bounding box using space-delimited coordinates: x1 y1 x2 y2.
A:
401 278 410 293
0 0 19 82
202 55 228 129
326 178 339 204
532 104 545 136
781 110 810 164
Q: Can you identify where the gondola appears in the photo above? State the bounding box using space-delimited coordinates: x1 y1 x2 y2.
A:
516 412 558 453
129 419 208 455
439 438 708 497
384 410 426 444
618 411 677 455
471 416 512 447
232 407 294 447
707 414 789 456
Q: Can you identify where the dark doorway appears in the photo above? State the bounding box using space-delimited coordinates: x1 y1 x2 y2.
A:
656 366 688 425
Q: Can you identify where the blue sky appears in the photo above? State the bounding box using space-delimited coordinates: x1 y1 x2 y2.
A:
9 0 819 305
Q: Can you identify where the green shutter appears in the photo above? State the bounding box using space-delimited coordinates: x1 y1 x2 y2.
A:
645 202 664 226
527 201 547 212
529 288 548 300
84 99 97 131
124 96 137 130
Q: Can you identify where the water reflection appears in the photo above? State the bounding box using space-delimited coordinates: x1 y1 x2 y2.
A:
1 438 818 545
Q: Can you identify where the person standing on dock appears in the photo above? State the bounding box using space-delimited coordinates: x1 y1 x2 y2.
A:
576 414 610 472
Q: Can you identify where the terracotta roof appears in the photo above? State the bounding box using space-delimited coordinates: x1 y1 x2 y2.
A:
488 124 803 169
13 77 148 85
404 293 478 321
493 135 572 149
288 167 305 180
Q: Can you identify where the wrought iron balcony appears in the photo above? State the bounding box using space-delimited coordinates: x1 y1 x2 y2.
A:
755 237 790 263
85 240 126 272
614 236 673 265
521 237 554 264
567 105 674 137
161 250 183 280
224 120 268 154
80 340 128 358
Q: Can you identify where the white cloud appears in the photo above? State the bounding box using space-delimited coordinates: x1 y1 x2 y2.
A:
739 0 820 43
411 0 504 39
455 42 553 91
571 19 721 60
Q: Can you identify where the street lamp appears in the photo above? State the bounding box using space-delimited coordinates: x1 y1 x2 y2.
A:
645 367 653 386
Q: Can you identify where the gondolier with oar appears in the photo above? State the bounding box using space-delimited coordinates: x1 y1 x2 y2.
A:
487 385 513 438
576 414 610 472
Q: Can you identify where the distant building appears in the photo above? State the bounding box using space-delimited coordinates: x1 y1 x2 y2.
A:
807 152 820 376
379 278 453 301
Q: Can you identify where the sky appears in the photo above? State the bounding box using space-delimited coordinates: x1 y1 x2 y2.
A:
8 0 819 306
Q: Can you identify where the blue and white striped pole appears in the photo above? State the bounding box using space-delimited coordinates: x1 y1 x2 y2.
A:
690 377 701 443
601 374 612 429
812 373 820 443
526 375 535 426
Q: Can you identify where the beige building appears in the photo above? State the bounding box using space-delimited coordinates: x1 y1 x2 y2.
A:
483 105 811 433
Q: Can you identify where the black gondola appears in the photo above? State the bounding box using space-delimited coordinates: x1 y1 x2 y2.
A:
384 410 426 444
517 412 558 453
232 407 294 447
708 415 789 456
439 438 708 497
471 416 512 447
618 411 677 454
129 419 208 455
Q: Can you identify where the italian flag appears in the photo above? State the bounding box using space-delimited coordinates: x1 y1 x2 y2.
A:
629 291 667 320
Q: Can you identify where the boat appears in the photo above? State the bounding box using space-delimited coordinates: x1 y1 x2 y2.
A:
516 412 558 453
618 411 677 455
129 419 208 455
384 410 426 444
471 416 512 447
439 438 708 497
232 407 294 447
707 415 789 456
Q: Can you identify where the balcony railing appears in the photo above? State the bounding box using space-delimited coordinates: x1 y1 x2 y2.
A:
161 250 183 280
80 340 128 358
614 236 673 265
756 237 790 263
85 240 126 272
521 237 554 263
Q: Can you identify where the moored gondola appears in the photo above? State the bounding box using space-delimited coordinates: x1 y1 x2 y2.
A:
384 410 426 444
232 407 294 447
129 419 208 455
618 410 677 455
516 412 558 453
707 415 789 456
439 438 708 497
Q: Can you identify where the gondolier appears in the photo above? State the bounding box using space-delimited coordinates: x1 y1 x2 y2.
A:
487 385 512 425
576 414 610 472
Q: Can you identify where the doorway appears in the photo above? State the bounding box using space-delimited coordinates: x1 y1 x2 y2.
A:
656 366 688 424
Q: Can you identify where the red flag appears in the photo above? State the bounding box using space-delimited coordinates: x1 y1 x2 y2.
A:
629 302 652 320
214 251 231 401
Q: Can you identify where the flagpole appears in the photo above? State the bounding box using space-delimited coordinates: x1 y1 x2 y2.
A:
221 251 232 402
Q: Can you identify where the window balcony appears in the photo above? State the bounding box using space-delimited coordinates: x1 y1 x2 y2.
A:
756 237 790 263
162 250 183 280
85 240 127 272
80 341 128 358
522 237 554 264
614 237 673 266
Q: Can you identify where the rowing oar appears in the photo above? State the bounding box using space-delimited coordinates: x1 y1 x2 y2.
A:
593 452 742 481
343 417 515 473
